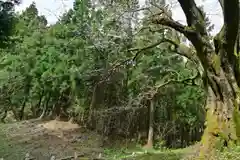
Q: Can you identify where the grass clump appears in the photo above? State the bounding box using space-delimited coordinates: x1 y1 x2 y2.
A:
217 145 240 160
104 145 185 160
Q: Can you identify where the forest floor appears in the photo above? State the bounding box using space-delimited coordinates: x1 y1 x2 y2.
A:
0 119 197 160
0 119 105 159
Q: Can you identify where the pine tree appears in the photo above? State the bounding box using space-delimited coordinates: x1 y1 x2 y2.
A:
0 0 20 48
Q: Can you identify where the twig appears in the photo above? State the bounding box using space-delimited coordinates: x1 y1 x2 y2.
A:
56 153 84 160
129 40 168 61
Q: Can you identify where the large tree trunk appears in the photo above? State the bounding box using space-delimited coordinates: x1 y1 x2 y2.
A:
150 0 240 157
199 68 240 158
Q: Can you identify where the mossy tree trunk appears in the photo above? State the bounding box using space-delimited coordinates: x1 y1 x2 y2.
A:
151 0 240 158
199 77 239 158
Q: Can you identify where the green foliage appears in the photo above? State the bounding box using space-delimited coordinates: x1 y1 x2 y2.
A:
0 0 205 150
0 0 20 48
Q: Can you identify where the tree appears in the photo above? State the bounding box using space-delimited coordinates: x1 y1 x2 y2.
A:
150 0 240 158
0 0 20 48
0 2 48 120
0 0 206 152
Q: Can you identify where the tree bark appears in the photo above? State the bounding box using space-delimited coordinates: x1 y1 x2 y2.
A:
39 94 51 120
194 54 240 158
150 0 240 157
144 99 155 149
19 96 27 120
199 85 238 159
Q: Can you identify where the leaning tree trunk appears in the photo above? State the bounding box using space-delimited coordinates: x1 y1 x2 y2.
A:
197 58 240 159
199 86 239 158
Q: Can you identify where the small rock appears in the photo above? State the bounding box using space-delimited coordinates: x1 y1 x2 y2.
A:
50 155 56 160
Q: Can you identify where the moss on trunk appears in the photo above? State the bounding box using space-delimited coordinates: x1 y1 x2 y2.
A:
233 99 240 140
199 97 240 159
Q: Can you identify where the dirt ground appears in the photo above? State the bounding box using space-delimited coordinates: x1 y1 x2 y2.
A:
0 119 104 160
0 119 201 160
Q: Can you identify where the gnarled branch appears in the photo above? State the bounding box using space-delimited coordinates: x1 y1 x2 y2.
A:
129 40 166 61
177 0 207 36
129 37 199 64
156 71 200 88
151 15 195 37
152 16 184 33
150 2 209 64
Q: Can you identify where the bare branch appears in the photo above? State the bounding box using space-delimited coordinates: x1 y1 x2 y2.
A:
129 37 198 65
145 72 201 99
177 0 207 35
157 72 200 89
43 8 61 22
129 41 165 61
117 7 153 21
149 2 171 17
98 38 198 85
161 38 197 61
